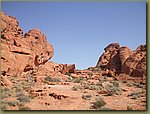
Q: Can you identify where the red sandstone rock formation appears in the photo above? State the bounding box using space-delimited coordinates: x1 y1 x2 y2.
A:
1 12 54 76
96 43 146 78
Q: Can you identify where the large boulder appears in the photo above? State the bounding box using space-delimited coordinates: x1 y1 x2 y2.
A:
119 46 132 66
96 43 146 78
96 43 121 73
1 12 54 76
131 55 146 77
121 45 146 76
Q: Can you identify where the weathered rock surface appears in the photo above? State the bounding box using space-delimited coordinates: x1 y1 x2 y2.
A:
1 12 54 76
96 43 146 78
122 45 146 76
1 76 14 88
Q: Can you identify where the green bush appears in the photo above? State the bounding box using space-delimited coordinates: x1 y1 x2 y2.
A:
92 97 106 109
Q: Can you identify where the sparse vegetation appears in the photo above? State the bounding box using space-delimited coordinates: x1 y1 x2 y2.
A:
7 101 19 106
128 90 145 100
134 82 145 88
1 100 8 110
92 97 106 109
87 72 93 76
72 85 84 91
99 77 108 83
105 83 122 96
122 80 127 83
65 72 70 76
127 82 134 87
86 84 102 90
82 94 92 100
17 96 30 103
110 81 119 87
67 76 73 82
44 76 61 83
72 77 85 83
1 87 12 98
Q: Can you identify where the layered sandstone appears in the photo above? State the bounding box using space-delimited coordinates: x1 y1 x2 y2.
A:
96 43 146 78
1 12 54 76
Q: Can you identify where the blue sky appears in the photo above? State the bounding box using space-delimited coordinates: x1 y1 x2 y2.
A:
2 1 146 69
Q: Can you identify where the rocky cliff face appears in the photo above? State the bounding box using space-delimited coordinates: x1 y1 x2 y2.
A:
96 43 146 78
1 12 54 76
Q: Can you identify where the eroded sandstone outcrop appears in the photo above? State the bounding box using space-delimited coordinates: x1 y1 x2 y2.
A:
96 43 146 78
1 12 54 76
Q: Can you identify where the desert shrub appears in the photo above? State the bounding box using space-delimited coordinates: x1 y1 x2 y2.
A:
25 76 35 83
96 82 103 86
72 77 84 83
1 100 8 110
128 90 144 100
17 96 30 103
72 85 83 91
13 84 23 93
28 93 36 99
82 83 103 91
122 80 127 83
67 76 73 82
87 72 93 76
16 91 24 97
21 81 33 90
1 87 10 92
88 85 102 90
134 82 145 88
65 72 70 76
1 87 12 98
110 81 119 87
99 77 107 83
105 84 122 96
19 106 31 110
44 76 61 83
92 97 106 109
136 84 145 88
7 100 19 106
1 103 8 110
127 82 134 87
82 94 92 100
